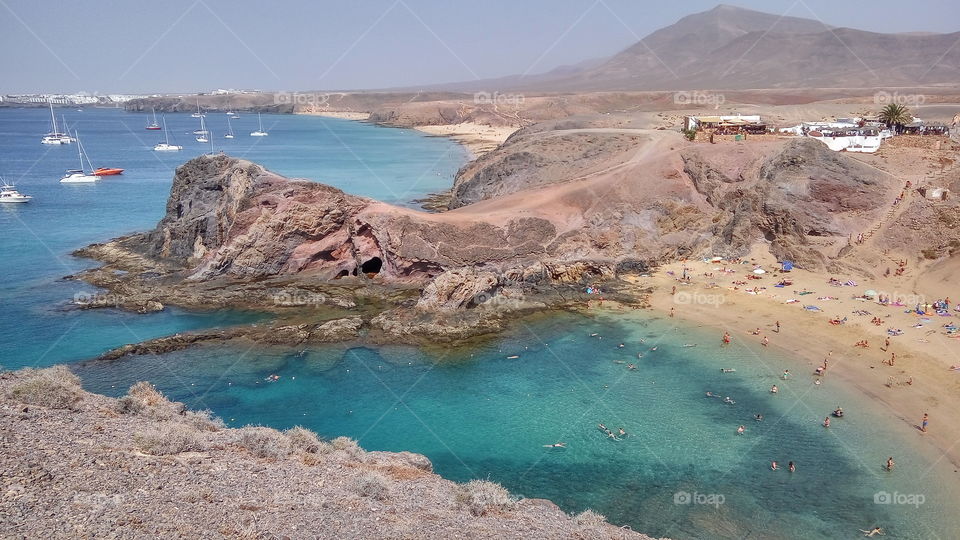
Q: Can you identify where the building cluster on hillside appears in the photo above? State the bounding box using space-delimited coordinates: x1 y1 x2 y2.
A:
1 93 154 105
683 113 953 154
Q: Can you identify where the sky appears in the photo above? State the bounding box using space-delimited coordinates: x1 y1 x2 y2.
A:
1 0 958 94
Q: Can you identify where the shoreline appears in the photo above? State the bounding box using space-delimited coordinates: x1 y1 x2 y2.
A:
411 123 519 160
639 257 960 471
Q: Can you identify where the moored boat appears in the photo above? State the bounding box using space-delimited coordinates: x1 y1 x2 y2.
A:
0 183 32 203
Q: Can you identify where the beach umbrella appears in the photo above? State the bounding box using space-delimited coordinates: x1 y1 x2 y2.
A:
781 261 794 271
864 289 878 297
753 268 766 274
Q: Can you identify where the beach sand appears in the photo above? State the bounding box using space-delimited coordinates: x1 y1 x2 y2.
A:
627 250 960 471
301 111 371 121
413 123 518 158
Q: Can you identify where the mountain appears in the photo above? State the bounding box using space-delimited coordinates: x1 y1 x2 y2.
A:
432 4 960 92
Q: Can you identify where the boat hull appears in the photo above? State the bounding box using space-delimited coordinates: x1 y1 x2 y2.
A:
60 174 99 183
93 168 124 176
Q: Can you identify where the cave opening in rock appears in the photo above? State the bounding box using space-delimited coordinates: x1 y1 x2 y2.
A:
361 257 383 275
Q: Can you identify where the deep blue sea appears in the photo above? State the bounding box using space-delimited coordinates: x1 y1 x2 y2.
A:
2 108 958 539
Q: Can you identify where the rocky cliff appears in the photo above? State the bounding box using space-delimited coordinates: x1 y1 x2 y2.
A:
1 367 651 539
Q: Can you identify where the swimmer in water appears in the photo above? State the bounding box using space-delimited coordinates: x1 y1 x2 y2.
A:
823 416 831 428
618 343 625 348
755 414 764 421
598 423 607 431
771 461 779 471
788 461 796 473
886 457 894 471
859 527 884 537
618 427 626 437
737 425 745 435
723 397 736 404
770 385 779 394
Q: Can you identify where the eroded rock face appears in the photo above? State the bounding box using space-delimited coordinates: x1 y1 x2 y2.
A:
140 156 564 283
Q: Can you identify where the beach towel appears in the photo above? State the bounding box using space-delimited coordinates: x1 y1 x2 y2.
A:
798 291 814 296
845 280 857 286
804 305 822 311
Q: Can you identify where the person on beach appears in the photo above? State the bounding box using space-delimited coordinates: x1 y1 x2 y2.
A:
670 307 675 318
722 332 731 346
921 413 929 432
762 336 769 347
788 461 796 473
782 369 790 379
672 285 677 296
886 457 894 471
737 425 745 435
775 320 781 333
888 353 896 366
751 327 761 335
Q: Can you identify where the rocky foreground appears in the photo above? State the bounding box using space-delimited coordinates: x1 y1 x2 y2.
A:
0 367 654 539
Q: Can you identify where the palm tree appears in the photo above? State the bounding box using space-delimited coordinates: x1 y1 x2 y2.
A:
878 103 912 130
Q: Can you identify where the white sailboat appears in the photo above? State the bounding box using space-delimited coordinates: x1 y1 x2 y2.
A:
191 98 205 118
153 118 183 151
250 112 268 136
59 115 76 142
195 116 209 143
41 102 72 145
60 132 99 183
224 116 235 139
0 181 32 203
145 107 162 130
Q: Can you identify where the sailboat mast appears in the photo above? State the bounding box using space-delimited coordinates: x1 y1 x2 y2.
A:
50 102 58 133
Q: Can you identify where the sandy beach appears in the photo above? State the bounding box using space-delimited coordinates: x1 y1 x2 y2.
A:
300 110 372 121
629 251 960 471
413 123 518 158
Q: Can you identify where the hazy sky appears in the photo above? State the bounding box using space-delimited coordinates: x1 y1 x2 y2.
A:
2 0 957 94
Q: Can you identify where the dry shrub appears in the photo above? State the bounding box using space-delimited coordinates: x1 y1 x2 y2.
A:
117 381 223 431
285 426 331 454
573 509 607 527
134 423 206 455
331 436 364 459
9 366 83 409
237 427 290 459
351 471 390 500
455 480 516 516
379 464 428 481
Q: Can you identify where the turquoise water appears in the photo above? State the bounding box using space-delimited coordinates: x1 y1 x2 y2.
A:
0 107 467 368
76 310 960 539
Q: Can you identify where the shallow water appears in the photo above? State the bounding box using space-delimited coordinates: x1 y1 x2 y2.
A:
0 107 466 368
77 310 960 539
